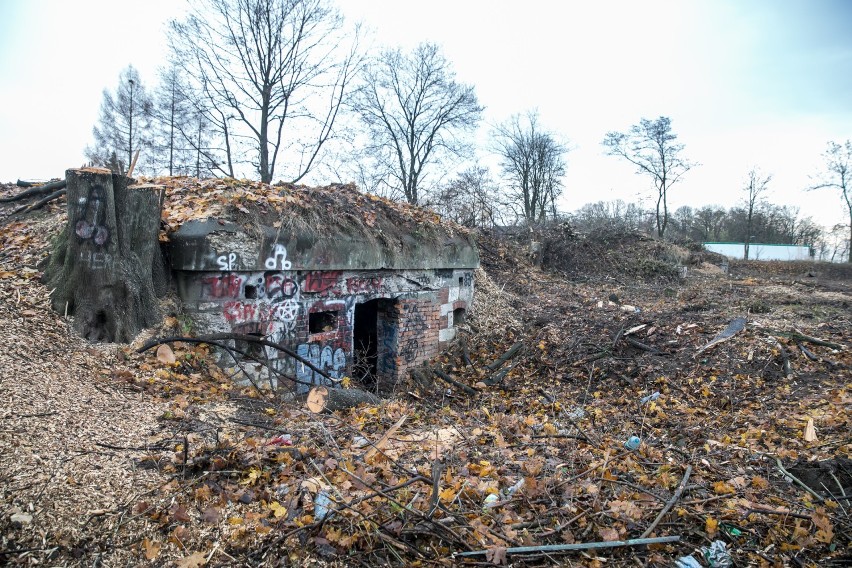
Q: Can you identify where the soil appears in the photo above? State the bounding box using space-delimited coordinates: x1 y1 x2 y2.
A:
0 181 850 567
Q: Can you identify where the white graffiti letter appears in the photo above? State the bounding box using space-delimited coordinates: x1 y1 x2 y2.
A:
264 244 292 270
217 252 237 271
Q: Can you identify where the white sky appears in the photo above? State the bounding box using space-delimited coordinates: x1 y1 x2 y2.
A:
1 0 851 229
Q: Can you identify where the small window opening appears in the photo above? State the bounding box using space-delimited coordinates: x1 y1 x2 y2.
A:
458 277 464 286
244 285 258 299
309 311 338 333
453 307 466 326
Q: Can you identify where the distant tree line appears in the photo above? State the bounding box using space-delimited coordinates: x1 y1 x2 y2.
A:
83 0 850 260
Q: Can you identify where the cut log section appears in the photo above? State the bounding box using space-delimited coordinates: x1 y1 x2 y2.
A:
306 386 380 413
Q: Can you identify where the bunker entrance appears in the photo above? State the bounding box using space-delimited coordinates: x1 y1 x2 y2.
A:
353 298 397 390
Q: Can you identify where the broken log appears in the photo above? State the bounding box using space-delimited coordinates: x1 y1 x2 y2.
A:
306 386 379 413
42 169 164 342
485 341 524 371
775 341 793 379
431 368 479 396
484 359 520 386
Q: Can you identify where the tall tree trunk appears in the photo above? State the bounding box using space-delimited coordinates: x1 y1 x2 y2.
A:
43 169 165 342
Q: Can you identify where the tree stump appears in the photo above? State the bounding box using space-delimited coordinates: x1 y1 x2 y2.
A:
43 168 165 342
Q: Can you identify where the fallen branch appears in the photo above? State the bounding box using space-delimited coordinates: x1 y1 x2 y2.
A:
797 342 819 361
138 334 340 384
790 329 842 351
431 368 479 396
623 336 662 354
453 535 681 559
640 465 692 538
8 188 66 216
2 179 66 202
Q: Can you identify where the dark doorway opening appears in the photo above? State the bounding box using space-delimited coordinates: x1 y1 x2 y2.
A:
353 299 380 386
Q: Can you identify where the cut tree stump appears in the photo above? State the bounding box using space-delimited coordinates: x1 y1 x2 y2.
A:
42 168 166 342
306 386 380 413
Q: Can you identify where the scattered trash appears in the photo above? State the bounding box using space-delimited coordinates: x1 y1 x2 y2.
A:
702 540 732 567
314 490 332 521
624 435 641 451
483 494 499 509
266 433 292 446
566 406 586 420
640 391 661 404
674 540 732 567
505 479 525 497
674 555 702 568
351 435 370 448
620 304 640 314
721 523 742 537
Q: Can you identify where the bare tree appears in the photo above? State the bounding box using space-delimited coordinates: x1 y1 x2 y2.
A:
169 0 360 183
741 167 771 259
352 43 482 205
86 65 154 174
809 140 852 262
602 116 694 238
493 111 567 224
428 166 502 228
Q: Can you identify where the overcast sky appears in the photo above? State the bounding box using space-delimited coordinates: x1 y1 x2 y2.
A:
1 0 851 228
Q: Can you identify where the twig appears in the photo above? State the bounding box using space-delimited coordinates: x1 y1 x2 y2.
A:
776 457 824 503
640 465 692 538
428 459 445 516
453 535 681 558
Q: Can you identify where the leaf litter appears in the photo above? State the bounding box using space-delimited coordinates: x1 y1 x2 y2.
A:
0 180 850 566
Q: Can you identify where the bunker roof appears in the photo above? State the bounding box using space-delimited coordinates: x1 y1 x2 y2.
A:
144 177 479 271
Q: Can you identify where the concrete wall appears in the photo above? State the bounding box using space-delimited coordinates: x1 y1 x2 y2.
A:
176 266 474 393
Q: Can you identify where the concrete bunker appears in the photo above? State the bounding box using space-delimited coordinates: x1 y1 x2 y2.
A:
168 184 479 394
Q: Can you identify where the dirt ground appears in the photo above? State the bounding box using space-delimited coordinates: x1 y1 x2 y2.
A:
0 183 850 567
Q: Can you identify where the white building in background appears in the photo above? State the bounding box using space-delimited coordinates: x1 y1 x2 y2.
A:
703 242 813 261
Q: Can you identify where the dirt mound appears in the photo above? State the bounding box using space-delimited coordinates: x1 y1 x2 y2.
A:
489 223 695 282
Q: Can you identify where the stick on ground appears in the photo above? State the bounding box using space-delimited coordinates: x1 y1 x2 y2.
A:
640 465 692 538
